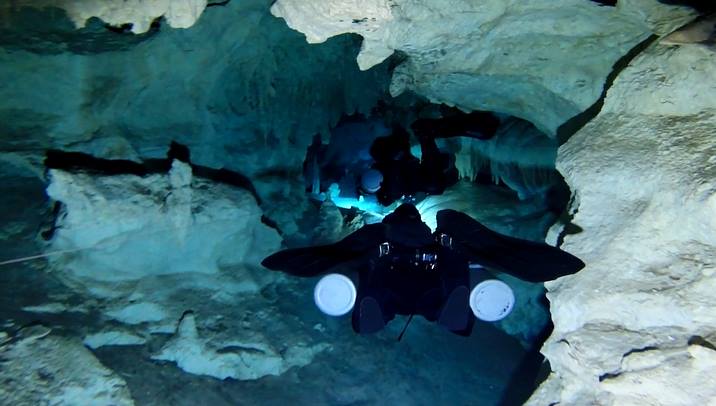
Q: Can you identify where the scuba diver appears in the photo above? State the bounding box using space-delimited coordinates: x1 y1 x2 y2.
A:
262 204 585 336
415 131 459 196
409 109 501 195
365 110 501 206
366 124 460 206
410 109 501 141
302 110 501 206
369 126 422 206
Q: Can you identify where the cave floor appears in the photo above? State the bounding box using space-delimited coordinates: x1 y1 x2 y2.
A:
0 261 542 406
0 173 546 406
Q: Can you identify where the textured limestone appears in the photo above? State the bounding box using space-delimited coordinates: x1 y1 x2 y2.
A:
0 0 388 160
600 345 716 405
84 331 147 349
0 330 134 405
107 302 169 324
661 13 716 45
528 40 716 405
271 0 694 135
617 0 700 36
454 117 560 199
271 0 393 69
0 0 391 236
42 165 337 381
46 161 280 281
22 302 89 314
1 0 208 33
153 312 330 380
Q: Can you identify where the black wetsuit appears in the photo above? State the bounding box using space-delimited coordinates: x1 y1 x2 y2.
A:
261 203 585 336
417 134 459 195
351 205 472 333
368 112 500 205
370 127 421 206
410 110 500 141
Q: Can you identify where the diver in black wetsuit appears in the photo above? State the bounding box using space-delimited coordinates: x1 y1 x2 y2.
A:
415 133 459 196
410 109 501 196
410 109 501 141
367 125 458 206
261 203 585 336
350 204 473 334
369 126 421 206
366 110 501 206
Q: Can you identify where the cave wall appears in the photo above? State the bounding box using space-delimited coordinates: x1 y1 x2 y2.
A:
528 34 716 406
0 0 391 191
269 0 696 135
1 0 209 33
2 0 715 403
454 117 561 199
265 1 716 403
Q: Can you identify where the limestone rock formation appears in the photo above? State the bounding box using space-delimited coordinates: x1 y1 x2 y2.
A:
41 163 338 382
0 0 391 206
454 117 560 199
528 37 716 406
0 327 134 405
153 311 330 380
1 0 208 33
84 330 147 349
46 161 280 281
271 0 695 135
661 13 716 45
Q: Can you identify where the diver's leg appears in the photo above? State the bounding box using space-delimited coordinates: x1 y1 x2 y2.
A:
416 287 442 322
352 295 385 334
418 135 458 195
352 286 396 334
376 164 402 206
437 251 472 331
448 315 475 337
439 285 470 331
351 263 395 334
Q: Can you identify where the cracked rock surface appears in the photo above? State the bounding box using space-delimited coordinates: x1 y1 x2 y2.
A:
0 328 134 405
528 39 716 406
271 0 695 135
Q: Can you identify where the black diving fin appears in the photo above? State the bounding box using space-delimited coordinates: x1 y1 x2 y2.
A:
435 209 585 283
261 223 387 277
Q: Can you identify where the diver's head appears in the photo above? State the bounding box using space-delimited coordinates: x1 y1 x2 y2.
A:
383 203 422 224
360 169 383 194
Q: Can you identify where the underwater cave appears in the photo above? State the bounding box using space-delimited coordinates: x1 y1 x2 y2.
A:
1 1 715 405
